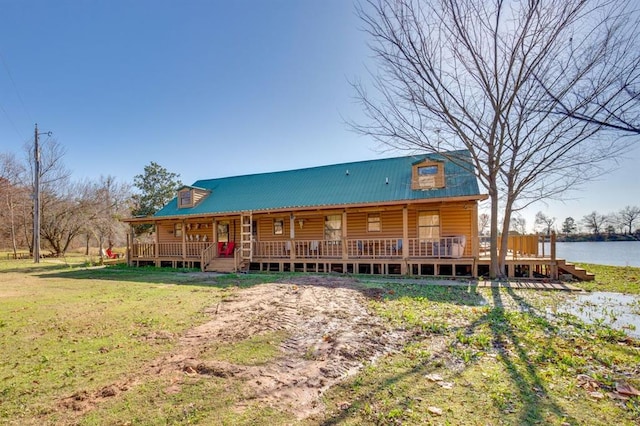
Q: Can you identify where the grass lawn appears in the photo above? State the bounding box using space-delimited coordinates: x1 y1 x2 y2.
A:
0 258 638 425
575 263 640 293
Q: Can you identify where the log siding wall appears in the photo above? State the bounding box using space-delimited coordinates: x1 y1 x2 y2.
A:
151 201 473 257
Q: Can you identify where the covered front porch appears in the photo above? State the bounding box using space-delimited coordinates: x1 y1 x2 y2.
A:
125 232 583 280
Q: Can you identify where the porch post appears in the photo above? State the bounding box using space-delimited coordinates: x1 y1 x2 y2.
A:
181 220 186 261
213 219 218 256
550 231 558 280
471 203 479 258
342 211 348 260
154 221 159 266
402 206 409 274
290 213 295 260
127 225 133 266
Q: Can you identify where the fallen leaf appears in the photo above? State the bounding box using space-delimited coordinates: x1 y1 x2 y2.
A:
615 382 640 396
577 374 600 391
608 392 630 401
425 373 444 382
428 406 443 416
588 391 605 400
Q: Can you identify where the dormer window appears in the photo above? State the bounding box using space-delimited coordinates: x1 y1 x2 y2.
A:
177 186 211 209
412 160 445 190
178 189 194 208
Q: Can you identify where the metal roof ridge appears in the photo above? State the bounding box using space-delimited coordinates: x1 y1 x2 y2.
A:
192 149 470 185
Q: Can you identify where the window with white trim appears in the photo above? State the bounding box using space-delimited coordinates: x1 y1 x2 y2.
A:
324 214 342 241
367 213 381 232
274 219 284 235
418 211 440 241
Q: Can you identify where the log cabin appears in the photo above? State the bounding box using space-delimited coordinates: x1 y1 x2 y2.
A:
123 150 592 280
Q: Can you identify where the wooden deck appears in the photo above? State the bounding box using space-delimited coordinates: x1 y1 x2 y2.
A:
127 234 594 281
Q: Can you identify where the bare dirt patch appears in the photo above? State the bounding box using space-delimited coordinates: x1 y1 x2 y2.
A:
59 276 408 420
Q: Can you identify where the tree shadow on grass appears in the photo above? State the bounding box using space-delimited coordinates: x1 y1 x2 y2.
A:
36 264 289 289
486 286 576 424
321 282 578 425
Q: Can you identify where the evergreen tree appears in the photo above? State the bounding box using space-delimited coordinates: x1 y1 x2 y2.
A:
561 217 577 235
132 162 182 218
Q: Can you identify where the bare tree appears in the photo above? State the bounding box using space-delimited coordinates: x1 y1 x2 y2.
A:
510 216 527 235
582 211 608 235
618 205 640 234
0 153 28 255
80 176 132 257
22 138 71 256
352 0 640 277
534 212 556 236
478 212 490 236
39 181 87 256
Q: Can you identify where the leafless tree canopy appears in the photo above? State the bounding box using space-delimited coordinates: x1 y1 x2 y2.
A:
0 153 30 255
535 211 556 235
582 211 609 234
353 0 640 276
617 205 640 233
0 141 132 257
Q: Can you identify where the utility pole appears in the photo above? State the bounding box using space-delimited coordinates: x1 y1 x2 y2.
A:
33 123 52 263
33 124 40 263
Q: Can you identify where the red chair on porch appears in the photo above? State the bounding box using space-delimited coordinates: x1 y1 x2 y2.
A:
219 242 235 257
105 248 119 259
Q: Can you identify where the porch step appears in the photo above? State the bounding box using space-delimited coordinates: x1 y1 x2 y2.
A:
204 257 236 273
557 259 595 281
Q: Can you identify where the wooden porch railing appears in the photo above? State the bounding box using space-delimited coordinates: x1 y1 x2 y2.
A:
131 242 211 258
253 236 467 260
478 234 550 259
132 243 155 258
407 236 468 258
185 242 210 257
131 234 551 263
253 240 342 259
345 238 402 258
201 243 217 270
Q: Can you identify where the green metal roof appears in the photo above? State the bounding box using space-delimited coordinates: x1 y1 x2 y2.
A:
154 150 482 217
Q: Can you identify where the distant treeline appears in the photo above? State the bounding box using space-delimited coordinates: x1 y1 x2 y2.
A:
556 232 640 242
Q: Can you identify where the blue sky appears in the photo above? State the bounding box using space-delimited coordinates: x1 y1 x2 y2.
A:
0 0 638 232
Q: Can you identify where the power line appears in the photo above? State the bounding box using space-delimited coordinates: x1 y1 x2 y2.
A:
0 48 33 139
0 101 24 139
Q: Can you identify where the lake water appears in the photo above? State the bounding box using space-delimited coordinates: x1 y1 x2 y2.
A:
543 241 640 267
553 292 640 339
537 241 640 338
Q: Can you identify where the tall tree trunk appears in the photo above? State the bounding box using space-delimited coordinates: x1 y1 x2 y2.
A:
489 187 501 279
499 208 513 280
